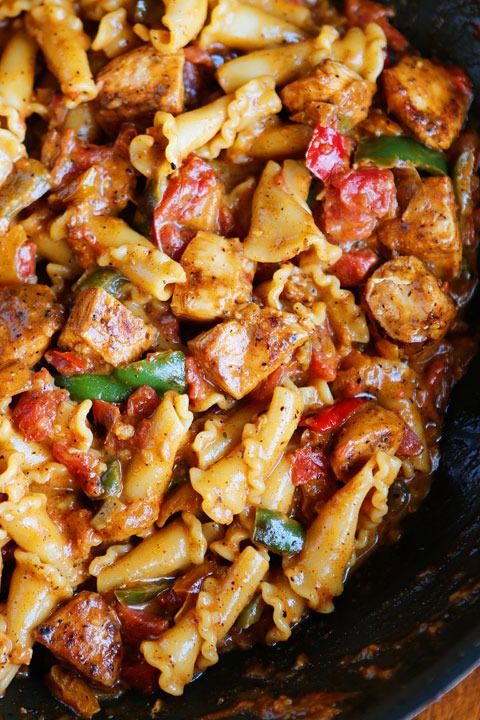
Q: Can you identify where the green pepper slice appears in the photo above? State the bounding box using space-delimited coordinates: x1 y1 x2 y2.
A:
355 136 448 176
100 459 122 497
76 268 128 299
114 578 174 606
236 594 265 629
113 351 187 394
252 508 305 555
55 374 131 402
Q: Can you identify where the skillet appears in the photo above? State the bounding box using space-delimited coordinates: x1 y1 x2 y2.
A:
2 1 480 717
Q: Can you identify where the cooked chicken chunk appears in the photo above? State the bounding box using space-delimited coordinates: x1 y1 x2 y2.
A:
383 56 472 150
364 256 455 343
331 403 404 480
46 665 100 719
0 285 63 365
189 303 308 399
378 176 461 280
95 46 185 132
171 232 255 321
281 59 375 128
59 288 156 366
36 592 122 687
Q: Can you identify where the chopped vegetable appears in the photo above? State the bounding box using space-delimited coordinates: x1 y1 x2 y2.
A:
344 0 409 52
113 351 187 394
55 374 131 402
355 136 448 176
291 447 328 487
114 579 174 606
302 398 367 433
305 125 350 182
331 249 378 287
46 349 92 376
236 594 265 629
252 508 305 555
76 268 128 299
0 158 51 229
100 459 122 496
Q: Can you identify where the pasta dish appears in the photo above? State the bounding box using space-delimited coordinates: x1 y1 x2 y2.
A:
0 0 477 715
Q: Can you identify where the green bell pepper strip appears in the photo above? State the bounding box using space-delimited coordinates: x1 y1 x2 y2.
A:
55 374 132 402
236 594 265 629
100 459 122 497
252 508 305 555
113 351 187 394
76 268 128 299
355 136 448 176
114 579 174 606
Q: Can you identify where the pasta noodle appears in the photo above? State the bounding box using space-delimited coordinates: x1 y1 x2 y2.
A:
134 0 208 53
91 8 138 59
0 31 38 141
261 571 306 643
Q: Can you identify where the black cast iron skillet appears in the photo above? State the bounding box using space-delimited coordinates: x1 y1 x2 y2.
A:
3 2 480 718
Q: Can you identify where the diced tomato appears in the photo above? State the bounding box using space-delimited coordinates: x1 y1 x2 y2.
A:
12 387 66 441
291 447 328 486
184 44 213 67
126 386 160 423
92 399 121 429
344 0 409 52
172 558 217 601
185 356 216 406
323 168 397 241
156 311 181 344
152 154 221 260
16 241 36 280
45 349 92 376
52 442 102 497
249 366 286 404
302 397 367 433
447 65 473 100
115 601 170 645
121 651 159 694
309 324 339 381
397 425 423 457
306 125 351 182
331 249 379 287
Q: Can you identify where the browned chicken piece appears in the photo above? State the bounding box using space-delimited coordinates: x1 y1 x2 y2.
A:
95 46 185 132
364 256 455 344
189 303 309 399
378 176 461 280
46 665 100 719
357 108 403 139
171 232 255 321
59 288 156 367
0 360 31 399
281 59 375 129
331 403 405 480
383 56 472 150
36 592 123 687
0 285 63 366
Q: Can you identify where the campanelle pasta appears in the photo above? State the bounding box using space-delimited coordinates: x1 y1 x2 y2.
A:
0 0 475 714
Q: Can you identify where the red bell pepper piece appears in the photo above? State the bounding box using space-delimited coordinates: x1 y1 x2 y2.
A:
302 397 367 433
397 426 423 457
291 447 328 486
45 349 92 376
344 0 409 52
305 125 351 182
331 249 379 287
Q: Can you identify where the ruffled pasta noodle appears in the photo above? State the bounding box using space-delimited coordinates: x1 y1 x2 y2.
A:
333 23 386 83
85 215 186 300
0 0 39 19
96 513 207 592
6 549 72 665
142 546 268 695
0 452 28 503
244 160 341 264
192 404 258 469
259 454 295 514
261 571 306 643
199 0 306 51
284 451 401 612
209 514 251 561
0 31 38 141
245 0 317 33
134 0 208 53
88 543 132 578
26 0 97 108
91 8 138 58
191 385 303 523
77 0 132 21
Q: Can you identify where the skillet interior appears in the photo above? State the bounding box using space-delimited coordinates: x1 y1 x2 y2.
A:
3 1 480 718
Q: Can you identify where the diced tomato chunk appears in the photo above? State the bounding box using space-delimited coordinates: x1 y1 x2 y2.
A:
12 387 66 441
306 126 351 182
152 154 221 260
323 168 397 242
291 447 328 486
397 426 423 457
309 324 339 381
302 397 367 433
115 601 171 645
185 356 216 407
126 386 160 423
183 44 213 67
16 241 36 280
121 651 159 694
344 0 409 52
52 442 102 497
249 366 286 404
45 349 92 376
92 399 121 429
331 249 379 286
